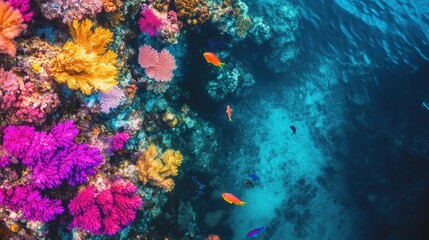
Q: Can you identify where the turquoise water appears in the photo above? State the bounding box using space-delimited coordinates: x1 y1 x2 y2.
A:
0 0 429 239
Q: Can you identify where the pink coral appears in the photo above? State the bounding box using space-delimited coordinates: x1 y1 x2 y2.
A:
138 45 158 68
68 179 142 235
112 132 129 151
0 68 59 124
138 45 176 82
0 0 26 56
38 0 103 24
138 7 163 36
8 0 33 22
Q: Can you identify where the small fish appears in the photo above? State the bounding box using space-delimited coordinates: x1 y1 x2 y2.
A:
248 173 260 182
203 52 225 67
222 193 246 206
243 179 254 188
226 105 233 121
246 227 265 237
290 125 296 135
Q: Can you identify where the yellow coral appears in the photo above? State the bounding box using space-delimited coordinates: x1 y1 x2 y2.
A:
136 144 183 192
50 19 118 95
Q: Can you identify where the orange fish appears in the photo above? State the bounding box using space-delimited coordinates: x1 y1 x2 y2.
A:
203 52 225 67
222 193 246 206
226 105 233 121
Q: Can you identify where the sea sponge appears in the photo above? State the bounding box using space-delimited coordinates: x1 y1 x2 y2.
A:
50 19 118 95
0 0 26 56
136 144 183 192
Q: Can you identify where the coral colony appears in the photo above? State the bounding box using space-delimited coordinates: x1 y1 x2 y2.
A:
0 0 281 238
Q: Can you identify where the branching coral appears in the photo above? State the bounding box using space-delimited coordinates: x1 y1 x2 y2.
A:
174 0 210 27
68 179 142 235
50 19 118 95
2 121 103 189
0 0 26 56
136 144 183 192
0 185 64 222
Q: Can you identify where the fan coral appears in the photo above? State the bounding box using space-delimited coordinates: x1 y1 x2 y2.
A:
138 45 158 68
50 19 118 95
0 185 64 222
8 0 33 22
0 0 26 56
99 86 126 113
138 7 163 36
138 45 177 82
136 144 183 192
2 121 103 189
112 132 130 151
38 0 103 24
68 179 142 235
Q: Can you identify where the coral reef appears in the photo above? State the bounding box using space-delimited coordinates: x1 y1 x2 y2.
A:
138 45 177 82
8 0 33 22
136 144 183 192
174 0 210 27
50 19 118 95
0 0 26 56
68 179 142 235
0 185 64 222
38 0 103 24
2 121 103 189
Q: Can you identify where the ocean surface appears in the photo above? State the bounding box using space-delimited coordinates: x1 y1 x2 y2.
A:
0 0 429 239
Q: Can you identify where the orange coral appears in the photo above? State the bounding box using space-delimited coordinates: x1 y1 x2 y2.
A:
205 235 221 240
174 0 210 27
136 144 183 192
102 0 123 13
0 0 26 56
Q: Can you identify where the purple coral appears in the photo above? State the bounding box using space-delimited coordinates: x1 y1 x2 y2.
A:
112 132 130 151
8 0 34 22
2 121 103 189
0 185 64 222
138 7 163 36
50 120 79 148
68 179 142 235
99 86 126 114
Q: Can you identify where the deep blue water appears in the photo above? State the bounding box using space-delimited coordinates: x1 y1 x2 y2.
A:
211 0 429 239
1 0 429 239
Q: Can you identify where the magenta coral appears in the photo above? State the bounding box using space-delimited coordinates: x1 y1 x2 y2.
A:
0 185 64 222
138 7 163 36
8 0 33 22
138 45 176 82
112 132 130 151
2 121 103 189
39 0 103 24
68 179 142 235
